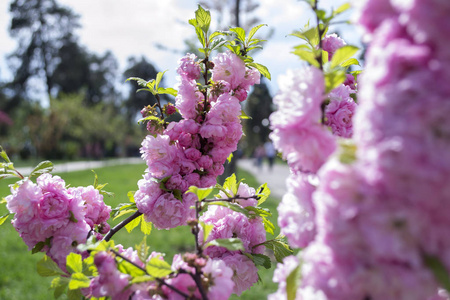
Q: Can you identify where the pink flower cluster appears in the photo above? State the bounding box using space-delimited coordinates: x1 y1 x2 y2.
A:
269 34 358 252
322 33 346 60
135 51 260 229
87 248 235 300
5 174 111 270
269 67 336 174
272 0 450 299
198 182 265 295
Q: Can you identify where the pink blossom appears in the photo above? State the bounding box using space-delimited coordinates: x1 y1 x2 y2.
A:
203 259 235 300
175 78 204 119
322 33 346 59
221 253 258 296
47 221 90 271
90 251 132 299
144 192 194 229
325 99 357 138
269 255 301 300
177 53 201 81
211 51 247 90
184 148 202 161
278 173 316 248
69 186 111 228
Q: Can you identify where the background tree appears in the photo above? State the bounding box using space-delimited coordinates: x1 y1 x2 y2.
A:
8 0 80 100
241 79 273 156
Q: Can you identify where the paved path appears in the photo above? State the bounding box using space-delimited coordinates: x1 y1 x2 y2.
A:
16 157 143 176
237 158 290 199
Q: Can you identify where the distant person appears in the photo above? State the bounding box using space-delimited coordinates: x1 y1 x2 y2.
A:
254 145 265 169
264 140 276 171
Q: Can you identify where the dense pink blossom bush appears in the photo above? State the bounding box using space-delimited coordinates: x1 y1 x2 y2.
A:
270 0 450 299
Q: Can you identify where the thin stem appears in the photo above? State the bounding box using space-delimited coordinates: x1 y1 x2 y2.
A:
14 169 24 179
103 211 142 241
155 94 165 120
194 201 203 256
191 271 209 300
111 250 191 299
201 195 258 203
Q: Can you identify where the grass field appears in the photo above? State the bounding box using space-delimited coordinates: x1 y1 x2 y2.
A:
0 163 281 299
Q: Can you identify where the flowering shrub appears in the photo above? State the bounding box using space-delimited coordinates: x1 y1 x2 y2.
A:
0 5 290 300
3 1 450 299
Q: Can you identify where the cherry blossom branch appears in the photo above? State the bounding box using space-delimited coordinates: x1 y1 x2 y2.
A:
201 195 259 203
103 211 142 242
111 249 191 299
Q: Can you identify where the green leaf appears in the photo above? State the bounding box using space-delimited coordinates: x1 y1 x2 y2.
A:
32 241 46 254
245 253 272 269
286 264 301 300
126 77 148 87
325 70 346 93
247 24 267 42
291 48 320 67
256 183 271 206
223 173 238 195
157 87 178 97
113 208 137 221
131 275 154 284
125 214 141 233
67 288 83 300
246 62 270 80
155 70 167 90
316 9 327 21
186 186 214 200
37 255 65 277
201 221 214 243
0 213 10 226
195 5 211 33
136 236 150 263
0 145 11 163
205 201 250 217
128 191 136 203
331 45 359 69
140 217 152 235
423 254 450 292
230 27 246 43
146 257 173 278
66 253 83 274
51 277 69 299
245 206 272 218
117 256 146 277
227 153 233 163
262 237 293 262
262 217 275 235
30 161 54 178
341 58 360 68
334 2 351 16
209 30 228 40
69 272 91 289
239 110 251 120
206 238 244 251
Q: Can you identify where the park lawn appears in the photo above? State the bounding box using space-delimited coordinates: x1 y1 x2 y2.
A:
0 163 281 299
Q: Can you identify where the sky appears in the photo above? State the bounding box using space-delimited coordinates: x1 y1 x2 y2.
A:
0 0 357 104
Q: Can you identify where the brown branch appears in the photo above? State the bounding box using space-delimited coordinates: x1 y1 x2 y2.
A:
103 211 142 241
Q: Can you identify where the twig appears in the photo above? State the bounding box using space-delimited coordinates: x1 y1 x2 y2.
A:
103 211 142 241
201 195 258 203
111 249 191 299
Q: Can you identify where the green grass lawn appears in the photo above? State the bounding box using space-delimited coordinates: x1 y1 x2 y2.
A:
0 163 281 299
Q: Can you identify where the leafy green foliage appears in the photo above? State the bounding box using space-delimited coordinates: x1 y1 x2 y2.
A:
206 238 245 251
136 237 150 263
29 161 54 178
258 235 293 263
286 264 301 300
92 170 114 197
0 213 10 226
127 71 177 97
186 186 214 201
245 253 272 269
146 257 173 278
37 255 65 277
423 253 450 292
